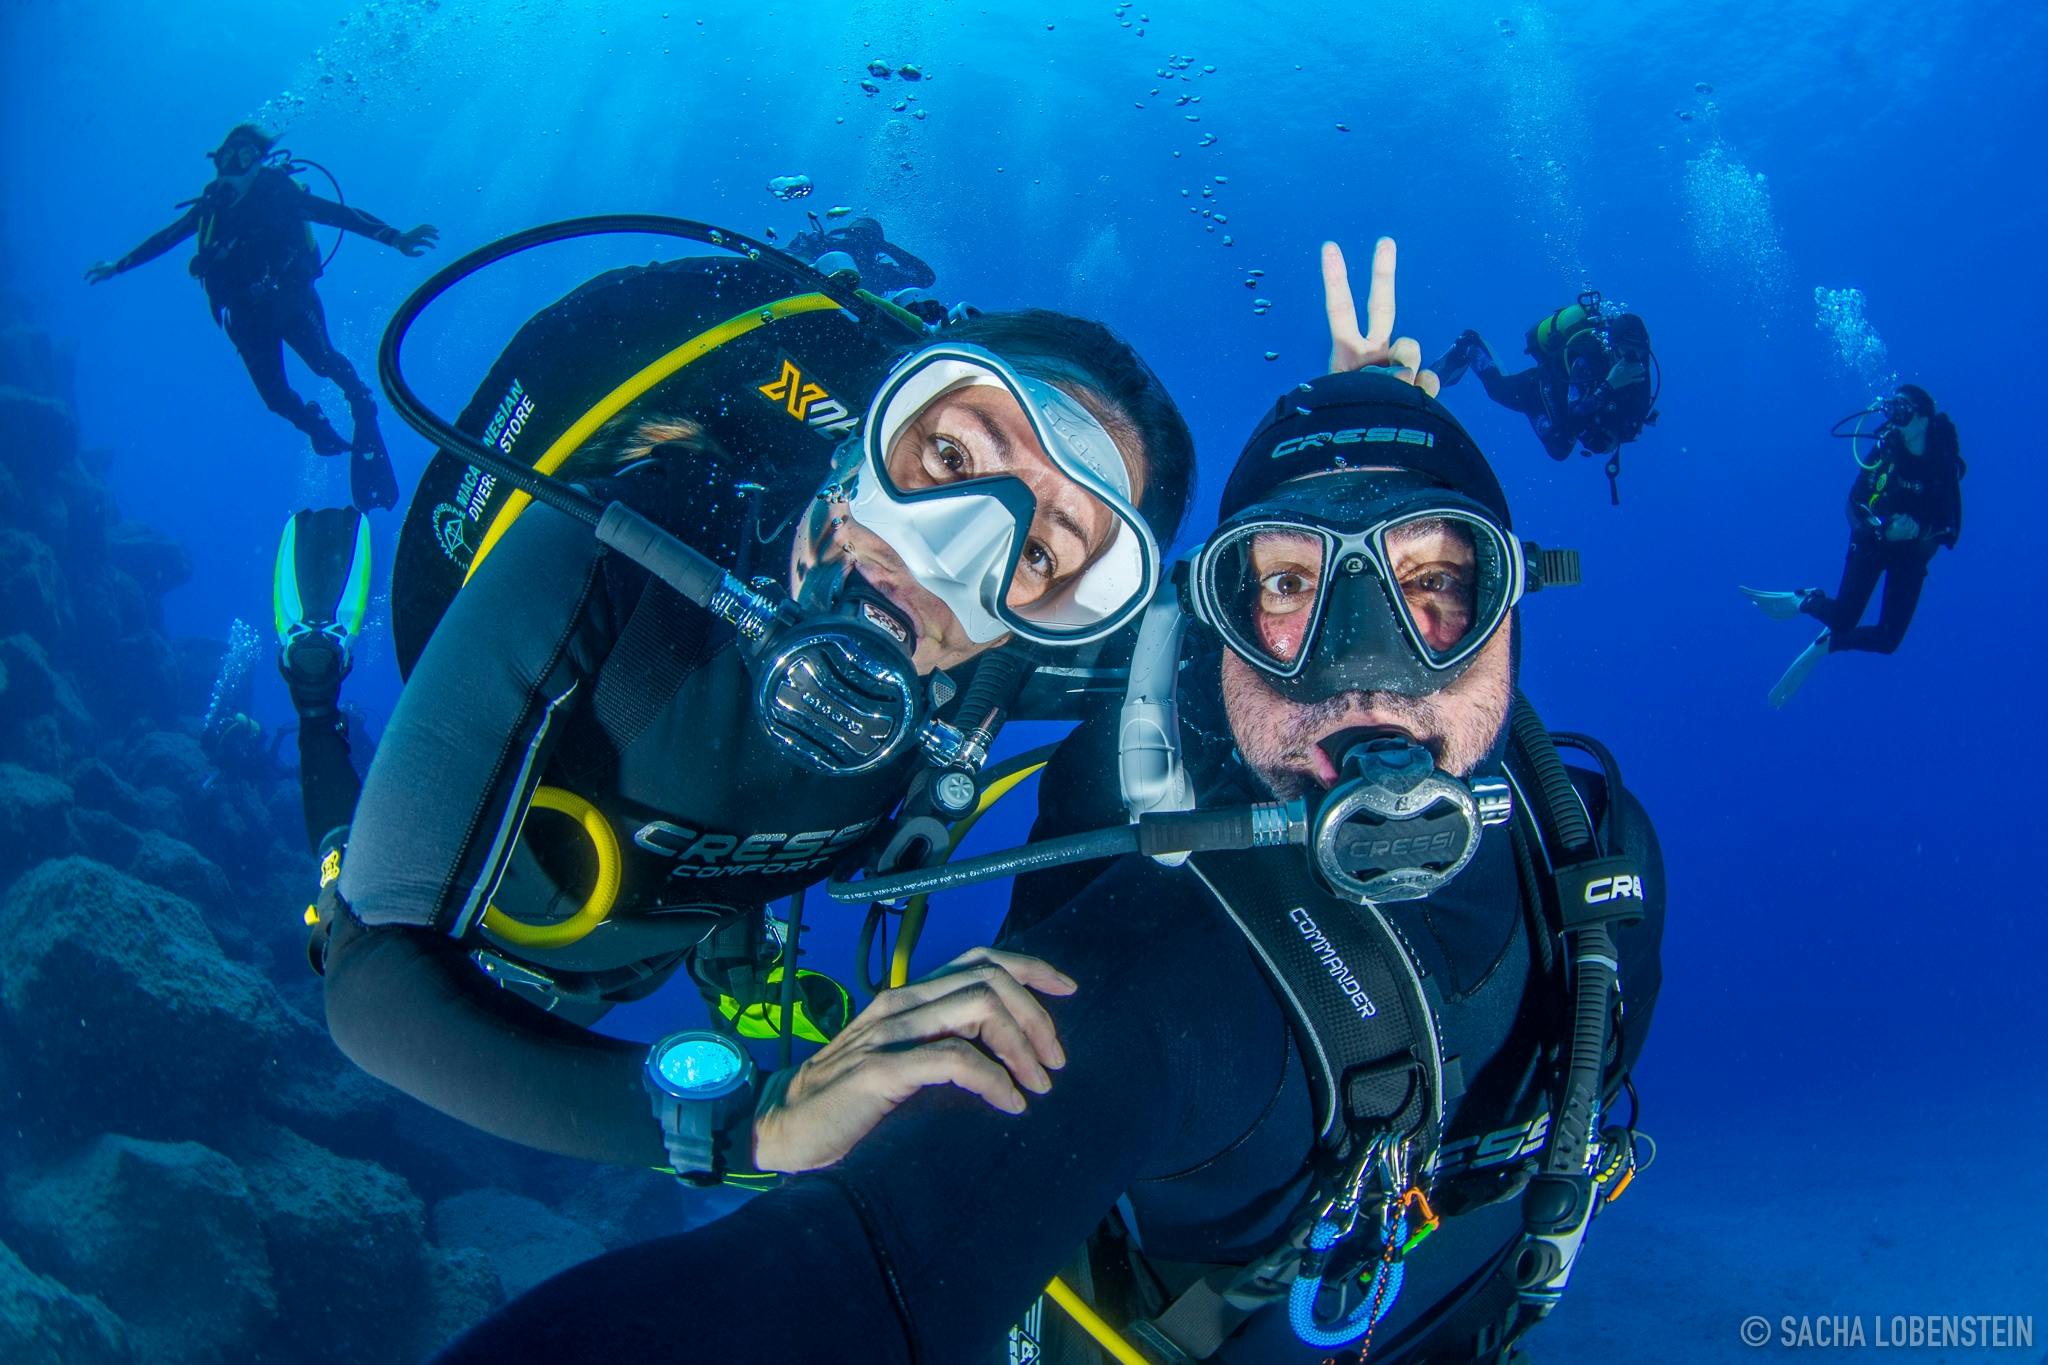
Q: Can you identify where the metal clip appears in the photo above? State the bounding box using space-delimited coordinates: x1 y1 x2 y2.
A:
1318 1136 1389 1239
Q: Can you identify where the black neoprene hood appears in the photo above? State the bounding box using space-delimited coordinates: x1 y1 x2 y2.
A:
1220 370 1511 526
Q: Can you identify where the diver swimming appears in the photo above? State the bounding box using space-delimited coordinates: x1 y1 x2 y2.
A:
85 122 438 512
1433 290 1659 503
1743 382 1963 707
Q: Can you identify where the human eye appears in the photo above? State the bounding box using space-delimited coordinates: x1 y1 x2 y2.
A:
1019 537 1058 584
1258 569 1316 609
919 434 970 481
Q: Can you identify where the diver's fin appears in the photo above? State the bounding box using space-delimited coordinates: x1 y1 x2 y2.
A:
1430 330 1491 388
1741 586 1813 621
1767 633 1830 709
276 507 370 717
349 425 399 513
276 507 372 654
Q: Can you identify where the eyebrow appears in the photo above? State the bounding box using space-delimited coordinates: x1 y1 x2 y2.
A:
963 403 1014 467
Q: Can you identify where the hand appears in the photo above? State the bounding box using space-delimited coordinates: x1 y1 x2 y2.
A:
1321 238 1439 397
84 261 118 285
394 224 440 257
752 947 1076 1173
1883 513 1920 542
1605 360 1646 389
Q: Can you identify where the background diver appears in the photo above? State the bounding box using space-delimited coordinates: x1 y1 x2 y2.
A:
1743 382 1963 707
1432 290 1658 503
85 122 439 512
429 248 1666 1365
788 212 965 325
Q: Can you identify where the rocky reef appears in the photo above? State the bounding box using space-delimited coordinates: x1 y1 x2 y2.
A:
0 277 700 1361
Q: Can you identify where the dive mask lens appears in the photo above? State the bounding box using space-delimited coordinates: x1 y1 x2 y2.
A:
1201 521 1335 674
1195 496 1520 693
848 345 1157 647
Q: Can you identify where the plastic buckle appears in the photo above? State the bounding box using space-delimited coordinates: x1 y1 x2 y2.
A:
1393 1187 1440 1259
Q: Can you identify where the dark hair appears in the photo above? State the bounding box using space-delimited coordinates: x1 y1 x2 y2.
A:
934 310 1196 548
1895 383 1936 419
213 123 277 160
1609 313 1650 348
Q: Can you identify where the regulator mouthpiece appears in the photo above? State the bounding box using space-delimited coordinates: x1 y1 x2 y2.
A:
1308 732 1510 903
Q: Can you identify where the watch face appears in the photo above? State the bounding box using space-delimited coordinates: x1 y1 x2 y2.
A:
652 1033 750 1100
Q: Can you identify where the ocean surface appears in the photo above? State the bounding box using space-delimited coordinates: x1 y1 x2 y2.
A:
2 1 2042 1361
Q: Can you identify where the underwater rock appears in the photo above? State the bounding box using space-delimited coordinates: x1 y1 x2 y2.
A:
431 1188 608 1298
66 806 142 869
1 1135 274 1365
119 729 211 805
0 388 77 485
232 1123 432 1365
257 1052 402 1157
83 630 182 729
0 858 299 1142
0 764 72 884
0 1236 131 1365
129 829 233 911
104 523 192 600
553 1163 717 1249
65 758 150 826
418 1246 505 1352
0 635 94 771
0 531 69 643
0 320 75 403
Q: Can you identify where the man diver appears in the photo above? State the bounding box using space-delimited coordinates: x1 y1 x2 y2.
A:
428 244 1666 1365
790 213 939 295
310 287 1196 1183
85 122 439 511
1432 293 1657 503
1743 382 1963 707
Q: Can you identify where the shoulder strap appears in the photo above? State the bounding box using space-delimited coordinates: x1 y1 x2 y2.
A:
1096 849 1450 1362
1186 848 1448 1163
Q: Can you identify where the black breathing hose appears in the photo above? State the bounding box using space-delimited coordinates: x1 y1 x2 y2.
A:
373 215 892 615
827 804 1296 903
374 213 885 532
1508 696 1608 1188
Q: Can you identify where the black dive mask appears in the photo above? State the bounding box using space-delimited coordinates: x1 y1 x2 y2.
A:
1190 476 1560 701
1307 730 1511 903
1880 393 1926 427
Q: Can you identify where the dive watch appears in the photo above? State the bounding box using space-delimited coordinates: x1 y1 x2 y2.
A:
643 1030 757 1185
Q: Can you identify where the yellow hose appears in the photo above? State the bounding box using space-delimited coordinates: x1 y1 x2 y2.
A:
462 291 845 584
1045 1275 1154 1365
480 786 623 949
886 762 1047 989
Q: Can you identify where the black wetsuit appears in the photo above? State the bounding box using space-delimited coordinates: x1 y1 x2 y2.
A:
1801 428 1963 655
107 166 401 452
432 703 1666 1364
789 216 938 294
321 463 919 1168
1475 344 1650 463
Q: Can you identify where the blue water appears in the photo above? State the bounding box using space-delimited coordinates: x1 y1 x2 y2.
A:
5 0 2043 1358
